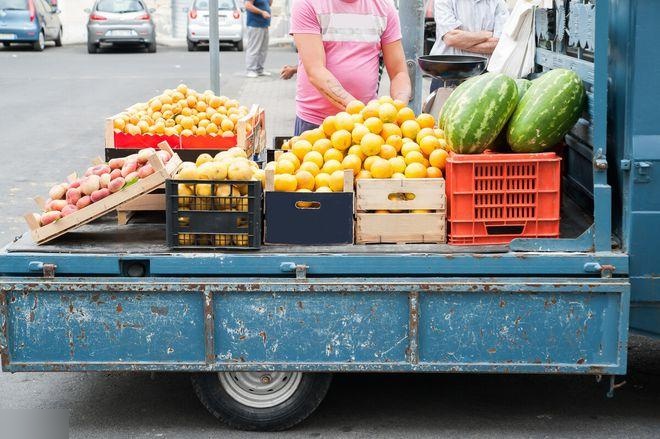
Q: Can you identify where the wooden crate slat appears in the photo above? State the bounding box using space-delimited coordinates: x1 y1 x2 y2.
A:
356 178 446 211
356 213 446 244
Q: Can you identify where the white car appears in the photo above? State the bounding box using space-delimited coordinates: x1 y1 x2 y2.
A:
186 0 244 52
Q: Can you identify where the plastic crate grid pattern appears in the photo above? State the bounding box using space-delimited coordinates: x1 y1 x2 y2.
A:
446 153 561 245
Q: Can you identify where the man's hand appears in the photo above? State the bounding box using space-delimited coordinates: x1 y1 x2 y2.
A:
261 10 271 19
443 30 492 51
468 37 499 55
382 40 411 104
280 65 297 80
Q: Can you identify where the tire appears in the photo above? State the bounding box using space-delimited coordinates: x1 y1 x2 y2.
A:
191 372 332 431
187 39 196 52
235 39 244 51
33 31 45 51
54 27 62 47
87 42 98 54
2 42 9 47
147 41 157 53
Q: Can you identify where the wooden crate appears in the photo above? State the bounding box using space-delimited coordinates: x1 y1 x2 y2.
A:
24 142 182 245
355 178 447 244
115 189 165 225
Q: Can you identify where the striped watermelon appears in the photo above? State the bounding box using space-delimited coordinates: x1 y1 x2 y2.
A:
514 78 532 103
507 69 585 153
437 74 483 130
444 73 519 154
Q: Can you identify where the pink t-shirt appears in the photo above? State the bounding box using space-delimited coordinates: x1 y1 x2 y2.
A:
290 0 402 125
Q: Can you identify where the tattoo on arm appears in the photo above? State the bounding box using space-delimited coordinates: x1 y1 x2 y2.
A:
324 79 351 107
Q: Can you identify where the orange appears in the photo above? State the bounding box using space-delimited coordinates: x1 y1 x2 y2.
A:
401 142 421 156
322 159 342 175
322 115 337 136
370 158 393 179
378 96 394 105
316 186 332 193
404 151 426 165
274 174 297 192
351 124 370 145
391 172 406 179
342 154 362 176
180 116 194 130
346 100 366 115
439 138 449 150
427 166 443 178
389 156 406 174
350 113 364 125
363 156 379 172
381 123 402 140
378 103 398 124
361 102 380 119
405 162 427 178
416 113 436 129
401 119 421 140
434 128 445 138
335 112 355 132
302 128 326 144
419 136 441 156
360 133 384 157
295 170 315 191
386 135 403 152
429 149 449 170
331 129 352 151
329 170 346 192
348 145 366 161
313 138 332 155
315 172 331 190
323 148 344 163
364 117 383 134
220 118 234 132
379 144 397 160
299 161 320 176
275 159 296 175
292 140 313 161
356 169 372 179
393 99 407 111
416 127 436 145
279 152 301 169
396 107 416 125
303 150 324 168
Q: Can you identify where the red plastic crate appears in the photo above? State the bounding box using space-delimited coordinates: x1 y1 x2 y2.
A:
445 152 561 245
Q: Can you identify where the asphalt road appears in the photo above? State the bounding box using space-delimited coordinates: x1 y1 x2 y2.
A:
0 43 659 439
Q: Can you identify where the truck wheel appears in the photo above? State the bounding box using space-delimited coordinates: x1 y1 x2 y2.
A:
191 372 332 431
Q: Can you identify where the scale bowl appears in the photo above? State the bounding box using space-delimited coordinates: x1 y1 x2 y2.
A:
417 55 488 81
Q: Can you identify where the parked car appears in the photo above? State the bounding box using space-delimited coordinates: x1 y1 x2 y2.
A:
186 0 244 52
0 0 62 51
85 0 156 54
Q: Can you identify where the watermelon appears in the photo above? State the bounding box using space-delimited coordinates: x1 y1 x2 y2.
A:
444 73 519 154
490 78 534 150
514 78 532 103
437 74 483 130
507 69 585 153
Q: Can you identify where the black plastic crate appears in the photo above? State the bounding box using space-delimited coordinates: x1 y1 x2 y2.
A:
166 179 262 250
264 191 354 245
266 136 291 162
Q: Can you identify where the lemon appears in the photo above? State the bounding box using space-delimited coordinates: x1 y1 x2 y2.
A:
279 152 301 169
351 124 370 145
295 170 315 191
303 150 324 168
342 154 362 176
405 162 427 178
315 173 331 190
429 149 449 170
292 140 313 161
299 161 321 176
389 156 406 174
331 129 352 151
313 138 332 155
323 148 344 163
346 100 366 115
364 117 383 134
360 133 384 157
400 119 421 140
322 159 342 175
378 103 398 123
274 174 297 191
275 160 296 175
370 158 393 179
329 170 346 192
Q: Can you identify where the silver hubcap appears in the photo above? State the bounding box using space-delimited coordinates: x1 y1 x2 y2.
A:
218 372 303 408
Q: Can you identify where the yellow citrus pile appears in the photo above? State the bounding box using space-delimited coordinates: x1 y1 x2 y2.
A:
274 96 449 192
112 84 251 138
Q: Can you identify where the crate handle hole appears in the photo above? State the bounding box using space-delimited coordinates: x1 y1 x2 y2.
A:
295 201 321 210
485 225 525 236
388 192 415 201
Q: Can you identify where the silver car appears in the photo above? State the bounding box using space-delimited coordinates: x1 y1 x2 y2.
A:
86 0 156 53
186 0 244 52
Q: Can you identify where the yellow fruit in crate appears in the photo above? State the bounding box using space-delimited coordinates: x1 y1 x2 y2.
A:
113 118 126 131
416 127 436 145
195 183 212 196
351 124 370 145
195 127 207 136
275 160 296 175
342 154 362 176
401 142 421 156
322 159 342 175
335 112 355 132
378 96 394 105
348 145 366 161
316 186 332 193
299 161 320 176
389 156 406 174
214 235 233 246
295 170 315 191
297 189 313 193
393 99 407 110
274 174 297 192
363 155 379 171
370 158 393 179
364 117 383 134
405 151 426 166
381 123 402 140
346 100 366 115
351 113 364 124
220 118 235 132
360 133 384 157
405 162 427 178
227 146 247 158
215 184 232 210
401 120 421 140
278 154 300 171
206 123 219 135
196 153 213 167
356 170 372 179
420 136 441 156
177 184 194 206
434 128 445 138
392 172 405 179
323 148 344 163
313 138 332 155
177 166 198 180
329 170 346 192
302 128 326 144
180 116 194 130
228 161 253 180
331 129 352 151
439 138 449 150
378 103 398 123
322 115 337 136
252 169 266 185
429 149 448 170
292 140 313 161
315 172 331 190
379 144 397 160
416 113 436 129
427 166 443 178
386 135 403 152
303 151 324 168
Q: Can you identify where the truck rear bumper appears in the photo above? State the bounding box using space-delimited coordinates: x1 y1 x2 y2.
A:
0 277 630 374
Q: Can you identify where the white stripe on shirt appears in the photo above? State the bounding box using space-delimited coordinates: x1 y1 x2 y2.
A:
318 13 387 43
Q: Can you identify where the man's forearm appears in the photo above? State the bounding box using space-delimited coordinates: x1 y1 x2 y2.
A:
468 38 499 54
443 30 492 50
390 72 411 104
308 68 356 109
245 2 263 14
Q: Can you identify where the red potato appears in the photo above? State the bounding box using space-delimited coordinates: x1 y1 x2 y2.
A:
40 211 61 226
108 177 125 193
76 196 92 209
91 188 111 203
121 160 138 177
138 164 155 178
61 204 79 217
156 150 172 164
100 173 111 189
65 187 82 205
125 171 139 184
137 148 156 163
48 183 68 200
92 164 111 176
81 175 101 195
108 158 125 169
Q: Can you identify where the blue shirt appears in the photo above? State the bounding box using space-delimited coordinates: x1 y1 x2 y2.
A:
246 0 271 28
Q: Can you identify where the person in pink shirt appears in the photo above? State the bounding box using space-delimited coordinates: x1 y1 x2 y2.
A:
290 0 411 135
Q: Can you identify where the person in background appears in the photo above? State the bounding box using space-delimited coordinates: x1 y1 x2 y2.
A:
290 0 411 135
430 0 509 91
244 0 273 78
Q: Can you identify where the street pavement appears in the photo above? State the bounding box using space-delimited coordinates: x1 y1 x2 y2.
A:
0 44 659 439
